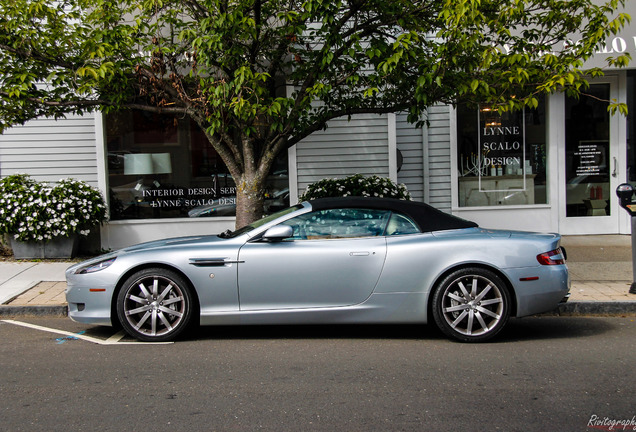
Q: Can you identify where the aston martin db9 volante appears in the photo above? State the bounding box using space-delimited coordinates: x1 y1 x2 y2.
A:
66 197 570 343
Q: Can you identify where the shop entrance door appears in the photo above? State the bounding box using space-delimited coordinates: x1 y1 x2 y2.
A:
559 79 621 234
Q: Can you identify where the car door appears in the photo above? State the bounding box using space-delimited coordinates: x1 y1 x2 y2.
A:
237 208 389 310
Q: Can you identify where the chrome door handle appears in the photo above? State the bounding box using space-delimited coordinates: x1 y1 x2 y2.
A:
613 157 617 178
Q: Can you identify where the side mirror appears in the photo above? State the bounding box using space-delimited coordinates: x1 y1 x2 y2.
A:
616 183 635 209
261 225 293 242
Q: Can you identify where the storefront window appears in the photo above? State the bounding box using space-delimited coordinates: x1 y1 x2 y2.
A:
105 111 289 220
456 99 547 207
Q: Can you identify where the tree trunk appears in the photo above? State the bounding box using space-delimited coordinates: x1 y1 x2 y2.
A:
234 173 265 229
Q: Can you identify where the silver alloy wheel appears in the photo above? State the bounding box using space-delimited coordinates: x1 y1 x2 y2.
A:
432 267 510 342
441 274 504 336
119 271 190 340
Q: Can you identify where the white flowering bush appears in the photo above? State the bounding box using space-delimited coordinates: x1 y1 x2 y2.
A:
299 174 411 201
0 174 107 242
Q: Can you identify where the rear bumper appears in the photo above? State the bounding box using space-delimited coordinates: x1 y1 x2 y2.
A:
508 264 570 317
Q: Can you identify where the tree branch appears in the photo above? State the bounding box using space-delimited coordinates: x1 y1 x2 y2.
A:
285 104 410 149
0 42 76 70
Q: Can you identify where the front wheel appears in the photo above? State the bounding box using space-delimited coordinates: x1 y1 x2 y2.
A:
432 267 510 343
116 268 193 342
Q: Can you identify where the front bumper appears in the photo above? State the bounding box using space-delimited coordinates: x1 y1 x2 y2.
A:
65 265 119 326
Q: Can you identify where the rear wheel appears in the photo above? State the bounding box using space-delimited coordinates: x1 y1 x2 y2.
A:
432 267 510 342
116 268 193 342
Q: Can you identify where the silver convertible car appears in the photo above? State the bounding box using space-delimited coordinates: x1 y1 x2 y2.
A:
66 197 570 343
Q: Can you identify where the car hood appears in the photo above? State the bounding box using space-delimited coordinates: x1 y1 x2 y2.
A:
120 235 228 254
67 234 235 275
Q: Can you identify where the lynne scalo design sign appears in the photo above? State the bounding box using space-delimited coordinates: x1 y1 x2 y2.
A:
478 106 527 193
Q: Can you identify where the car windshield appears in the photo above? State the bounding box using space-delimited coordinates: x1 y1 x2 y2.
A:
218 205 304 239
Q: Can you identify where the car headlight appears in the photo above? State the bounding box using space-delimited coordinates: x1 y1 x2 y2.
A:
74 257 117 274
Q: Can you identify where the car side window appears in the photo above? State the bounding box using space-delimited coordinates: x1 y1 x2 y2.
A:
385 213 420 236
281 208 391 240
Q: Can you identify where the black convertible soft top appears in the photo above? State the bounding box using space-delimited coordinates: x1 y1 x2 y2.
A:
308 197 478 233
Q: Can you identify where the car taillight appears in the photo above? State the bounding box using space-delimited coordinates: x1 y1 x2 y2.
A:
537 248 566 265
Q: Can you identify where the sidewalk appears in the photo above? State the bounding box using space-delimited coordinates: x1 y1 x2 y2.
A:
0 261 69 316
0 235 635 317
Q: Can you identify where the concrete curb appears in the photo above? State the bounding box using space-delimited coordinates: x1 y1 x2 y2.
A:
555 301 636 316
0 305 68 317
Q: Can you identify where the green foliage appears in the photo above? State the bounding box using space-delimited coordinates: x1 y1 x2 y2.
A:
300 174 411 201
0 0 631 225
0 174 107 242
1 0 630 134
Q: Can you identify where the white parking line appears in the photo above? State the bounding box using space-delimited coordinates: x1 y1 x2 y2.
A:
1 320 173 345
105 330 126 343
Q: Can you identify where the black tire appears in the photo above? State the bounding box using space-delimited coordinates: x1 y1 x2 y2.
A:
432 267 510 343
116 268 193 342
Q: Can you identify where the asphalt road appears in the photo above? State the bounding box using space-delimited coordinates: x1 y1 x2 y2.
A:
1 316 635 432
